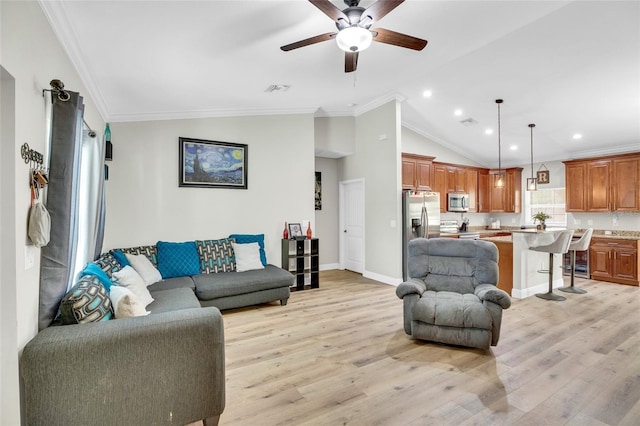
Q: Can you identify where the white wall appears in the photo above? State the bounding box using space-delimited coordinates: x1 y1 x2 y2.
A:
105 114 315 265
1 2 104 423
339 100 402 283
314 157 339 269
314 116 355 157
401 126 485 167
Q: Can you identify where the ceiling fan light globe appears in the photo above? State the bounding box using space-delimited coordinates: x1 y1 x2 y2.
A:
336 26 372 52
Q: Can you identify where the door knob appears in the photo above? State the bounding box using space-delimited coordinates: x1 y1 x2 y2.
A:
344 229 347 233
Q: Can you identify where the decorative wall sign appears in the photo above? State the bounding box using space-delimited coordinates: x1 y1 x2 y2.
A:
536 164 550 184
315 172 322 210
179 137 247 189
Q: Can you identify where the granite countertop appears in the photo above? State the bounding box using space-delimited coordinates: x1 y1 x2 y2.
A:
481 235 513 243
471 227 640 242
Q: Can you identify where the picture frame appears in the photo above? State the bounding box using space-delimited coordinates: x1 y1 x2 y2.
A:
536 169 550 185
288 223 303 239
315 171 322 210
179 137 247 189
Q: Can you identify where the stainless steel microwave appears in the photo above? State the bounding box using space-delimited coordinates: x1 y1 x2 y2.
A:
447 193 469 212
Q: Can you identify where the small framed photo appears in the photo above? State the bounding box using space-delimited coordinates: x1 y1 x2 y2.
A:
537 169 550 184
288 223 303 239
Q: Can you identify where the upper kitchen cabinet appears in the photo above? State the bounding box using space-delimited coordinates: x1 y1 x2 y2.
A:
432 162 480 212
565 161 587 211
402 154 435 191
564 152 640 212
489 168 522 213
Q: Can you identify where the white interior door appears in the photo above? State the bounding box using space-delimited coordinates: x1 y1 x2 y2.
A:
340 179 364 273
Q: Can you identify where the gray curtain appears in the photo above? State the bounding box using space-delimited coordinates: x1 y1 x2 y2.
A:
38 91 84 330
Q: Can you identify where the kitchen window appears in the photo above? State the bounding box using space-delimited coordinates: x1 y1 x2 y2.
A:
526 188 567 227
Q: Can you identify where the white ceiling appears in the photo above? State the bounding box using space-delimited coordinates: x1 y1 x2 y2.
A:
41 0 640 167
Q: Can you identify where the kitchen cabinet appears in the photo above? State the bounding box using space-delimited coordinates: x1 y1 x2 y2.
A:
433 164 448 212
590 237 639 286
565 161 587 211
465 168 478 213
402 154 435 191
478 171 490 212
432 162 480 212
563 153 640 212
488 168 522 213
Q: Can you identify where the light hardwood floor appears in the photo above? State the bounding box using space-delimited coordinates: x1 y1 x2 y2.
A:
215 270 640 425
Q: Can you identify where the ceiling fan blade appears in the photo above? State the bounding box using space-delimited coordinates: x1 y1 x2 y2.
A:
345 51 358 73
280 32 336 51
372 28 427 51
363 0 405 22
309 0 348 22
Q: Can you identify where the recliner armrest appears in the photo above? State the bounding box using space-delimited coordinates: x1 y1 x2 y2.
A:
474 284 511 309
396 278 427 299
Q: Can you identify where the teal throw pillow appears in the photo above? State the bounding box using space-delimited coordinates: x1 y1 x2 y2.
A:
157 241 201 279
228 234 267 266
110 249 131 268
80 262 114 292
59 275 113 325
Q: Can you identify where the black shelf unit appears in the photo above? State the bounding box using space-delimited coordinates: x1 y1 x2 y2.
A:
281 238 319 290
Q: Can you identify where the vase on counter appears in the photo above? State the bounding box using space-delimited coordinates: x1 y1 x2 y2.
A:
306 222 312 239
283 222 289 239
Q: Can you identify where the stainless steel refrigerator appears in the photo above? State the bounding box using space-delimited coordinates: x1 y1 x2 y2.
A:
402 190 441 281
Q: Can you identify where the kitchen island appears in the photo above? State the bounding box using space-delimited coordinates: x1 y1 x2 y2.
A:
481 229 572 298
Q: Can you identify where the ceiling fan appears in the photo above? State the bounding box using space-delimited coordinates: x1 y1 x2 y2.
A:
280 0 427 73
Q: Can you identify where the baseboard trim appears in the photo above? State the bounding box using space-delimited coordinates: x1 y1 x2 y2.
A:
363 270 402 286
319 263 339 271
512 278 565 299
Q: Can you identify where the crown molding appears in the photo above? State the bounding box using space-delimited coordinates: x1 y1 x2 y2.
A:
38 0 109 122
566 143 640 161
109 106 319 123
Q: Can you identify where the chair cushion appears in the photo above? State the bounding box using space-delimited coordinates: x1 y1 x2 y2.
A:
412 291 492 330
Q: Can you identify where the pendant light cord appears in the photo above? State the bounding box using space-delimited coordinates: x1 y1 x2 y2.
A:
529 124 535 179
496 99 503 176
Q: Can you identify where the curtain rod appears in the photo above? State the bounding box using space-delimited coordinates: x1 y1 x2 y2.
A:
44 79 96 138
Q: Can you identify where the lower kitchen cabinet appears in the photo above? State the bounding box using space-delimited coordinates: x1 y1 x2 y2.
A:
590 237 639 286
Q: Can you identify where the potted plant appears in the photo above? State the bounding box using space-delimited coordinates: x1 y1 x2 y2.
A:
532 211 551 230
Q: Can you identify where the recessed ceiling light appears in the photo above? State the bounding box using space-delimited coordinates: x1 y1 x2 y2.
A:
422 89 432 98
509 145 518 151
454 109 463 116
485 128 493 135
573 133 583 140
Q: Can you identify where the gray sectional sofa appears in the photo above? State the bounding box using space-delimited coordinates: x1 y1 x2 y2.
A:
21 238 294 426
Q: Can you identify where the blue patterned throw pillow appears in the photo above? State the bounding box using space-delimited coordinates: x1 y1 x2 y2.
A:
94 252 121 278
80 262 114 292
228 234 267 266
196 238 236 273
157 241 201 279
59 275 113 325
120 245 158 268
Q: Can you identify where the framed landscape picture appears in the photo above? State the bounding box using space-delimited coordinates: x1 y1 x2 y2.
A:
179 137 248 189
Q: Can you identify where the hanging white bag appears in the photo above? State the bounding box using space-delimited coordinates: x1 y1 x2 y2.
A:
28 199 51 248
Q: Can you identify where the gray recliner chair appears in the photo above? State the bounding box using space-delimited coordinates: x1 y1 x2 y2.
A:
396 238 511 349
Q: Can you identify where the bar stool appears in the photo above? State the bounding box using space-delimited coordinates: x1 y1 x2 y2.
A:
529 230 574 301
559 228 593 294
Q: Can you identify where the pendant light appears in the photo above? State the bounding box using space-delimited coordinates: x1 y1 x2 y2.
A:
494 99 505 188
526 123 538 191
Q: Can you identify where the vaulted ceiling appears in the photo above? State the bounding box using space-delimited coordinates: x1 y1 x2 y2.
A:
42 0 639 167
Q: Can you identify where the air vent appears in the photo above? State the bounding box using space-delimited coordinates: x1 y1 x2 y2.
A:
459 117 478 126
264 84 291 93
